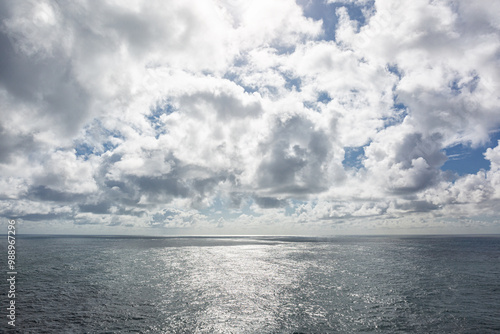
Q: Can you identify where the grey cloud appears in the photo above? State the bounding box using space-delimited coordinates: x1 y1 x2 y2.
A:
73 220 101 225
395 132 447 169
254 196 287 209
258 140 307 188
14 213 69 221
78 198 146 217
149 208 199 228
106 219 122 226
228 192 244 208
151 209 178 223
398 86 495 146
394 200 439 213
101 3 209 58
78 202 111 214
99 175 186 208
135 176 189 198
0 31 91 137
178 91 262 121
389 175 437 195
115 208 147 217
390 133 446 194
106 10 161 51
28 185 83 203
0 33 37 102
0 125 36 163
257 115 332 195
132 165 226 206
364 128 448 195
95 151 229 209
191 174 228 208
103 179 138 204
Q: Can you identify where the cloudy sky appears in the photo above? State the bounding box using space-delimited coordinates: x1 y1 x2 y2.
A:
1 0 500 235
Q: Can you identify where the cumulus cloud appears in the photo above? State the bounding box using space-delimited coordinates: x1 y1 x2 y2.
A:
0 0 499 234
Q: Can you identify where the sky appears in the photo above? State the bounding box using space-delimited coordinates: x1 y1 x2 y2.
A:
0 0 500 236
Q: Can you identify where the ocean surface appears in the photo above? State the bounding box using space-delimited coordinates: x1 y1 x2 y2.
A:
1 235 500 333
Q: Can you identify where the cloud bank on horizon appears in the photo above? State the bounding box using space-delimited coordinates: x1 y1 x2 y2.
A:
1 0 499 235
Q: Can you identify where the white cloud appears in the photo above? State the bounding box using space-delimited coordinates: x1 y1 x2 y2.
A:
485 140 500 171
1 0 500 234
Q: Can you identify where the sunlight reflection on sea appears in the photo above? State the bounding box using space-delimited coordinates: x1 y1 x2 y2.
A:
5 236 500 333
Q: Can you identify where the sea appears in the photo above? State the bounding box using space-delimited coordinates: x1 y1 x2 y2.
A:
1 235 500 333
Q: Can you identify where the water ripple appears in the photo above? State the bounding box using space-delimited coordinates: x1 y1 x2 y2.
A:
2 236 499 333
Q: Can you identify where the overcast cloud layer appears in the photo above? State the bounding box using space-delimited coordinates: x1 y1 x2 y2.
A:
1 0 499 235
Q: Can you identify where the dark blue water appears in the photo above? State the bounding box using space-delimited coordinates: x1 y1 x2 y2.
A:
1 235 500 333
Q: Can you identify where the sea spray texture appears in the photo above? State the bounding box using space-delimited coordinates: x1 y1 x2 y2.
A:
1 235 500 333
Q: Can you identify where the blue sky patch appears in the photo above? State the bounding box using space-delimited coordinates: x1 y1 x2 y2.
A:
224 71 258 94
299 0 372 41
441 131 500 175
147 103 176 137
381 100 407 128
318 91 332 103
74 139 119 160
284 75 302 91
74 142 94 159
343 146 366 169
387 64 402 79
74 123 122 159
